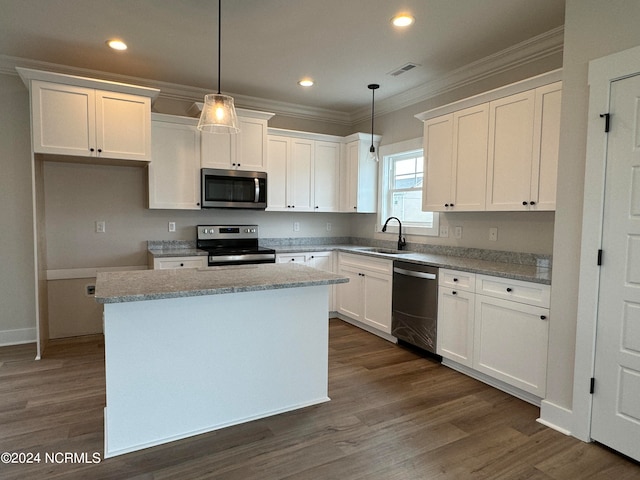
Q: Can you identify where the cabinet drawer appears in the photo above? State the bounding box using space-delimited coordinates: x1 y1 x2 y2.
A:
338 252 393 274
276 254 307 263
439 268 475 292
475 274 550 308
154 257 207 270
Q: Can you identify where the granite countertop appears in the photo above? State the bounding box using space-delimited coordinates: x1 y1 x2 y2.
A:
146 242 551 285
95 263 348 304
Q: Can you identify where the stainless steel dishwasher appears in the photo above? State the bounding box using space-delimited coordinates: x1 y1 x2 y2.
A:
392 261 439 354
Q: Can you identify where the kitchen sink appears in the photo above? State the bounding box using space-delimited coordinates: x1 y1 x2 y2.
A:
354 247 409 255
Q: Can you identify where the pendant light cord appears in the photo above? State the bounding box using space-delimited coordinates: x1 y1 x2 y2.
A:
217 0 222 94
370 87 374 149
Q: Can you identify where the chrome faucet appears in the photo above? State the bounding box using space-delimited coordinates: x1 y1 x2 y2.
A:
382 216 406 250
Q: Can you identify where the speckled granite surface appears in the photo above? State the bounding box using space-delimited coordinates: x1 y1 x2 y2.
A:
95 263 348 304
147 239 552 285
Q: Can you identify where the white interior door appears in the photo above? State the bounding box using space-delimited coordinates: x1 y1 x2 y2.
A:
591 73 640 462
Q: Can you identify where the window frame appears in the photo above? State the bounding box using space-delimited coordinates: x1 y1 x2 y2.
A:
377 138 439 237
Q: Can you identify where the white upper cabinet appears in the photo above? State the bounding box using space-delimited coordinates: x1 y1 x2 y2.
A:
148 114 201 210
423 104 488 212
31 80 152 162
417 71 562 213
486 82 562 211
340 133 381 213
266 129 342 213
486 90 536 210
18 68 159 163
530 82 562 211
313 141 340 212
201 110 273 172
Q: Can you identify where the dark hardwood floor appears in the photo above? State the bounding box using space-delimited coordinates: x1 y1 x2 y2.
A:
0 318 638 479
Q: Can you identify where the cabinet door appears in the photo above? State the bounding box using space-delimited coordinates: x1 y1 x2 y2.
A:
236 116 267 171
148 119 201 209
200 130 235 169
422 114 454 212
486 90 536 211
362 270 393 333
341 140 377 213
307 251 333 272
31 81 95 156
530 82 561 211
288 139 314 211
314 141 340 212
474 294 549 396
266 135 289 211
95 90 151 161
452 104 488 211
336 264 364 321
437 287 475 367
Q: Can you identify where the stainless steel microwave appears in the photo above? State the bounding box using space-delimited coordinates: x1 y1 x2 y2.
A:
201 168 267 209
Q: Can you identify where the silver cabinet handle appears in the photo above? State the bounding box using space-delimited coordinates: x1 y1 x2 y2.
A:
393 267 436 280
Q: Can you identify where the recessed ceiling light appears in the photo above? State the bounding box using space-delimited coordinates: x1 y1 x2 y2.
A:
298 79 314 87
106 39 127 51
391 14 415 27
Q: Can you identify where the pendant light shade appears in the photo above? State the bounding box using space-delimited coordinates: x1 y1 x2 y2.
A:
368 83 379 162
197 0 240 134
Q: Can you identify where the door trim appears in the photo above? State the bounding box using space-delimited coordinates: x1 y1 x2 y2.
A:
574 44 640 442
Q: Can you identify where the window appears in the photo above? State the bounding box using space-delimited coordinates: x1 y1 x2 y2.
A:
378 139 439 236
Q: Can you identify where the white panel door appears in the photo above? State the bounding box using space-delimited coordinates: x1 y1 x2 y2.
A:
486 90 535 210
591 74 640 462
452 104 489 211
437 288 475 367
288 138 314 211
362 271 393 334
313 141 340 212
236 116 267 171
31 81 95 156
96 90 151 161
422 114 453 211
266 135 289 211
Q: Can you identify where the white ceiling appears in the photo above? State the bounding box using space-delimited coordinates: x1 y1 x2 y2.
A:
0 0 565 121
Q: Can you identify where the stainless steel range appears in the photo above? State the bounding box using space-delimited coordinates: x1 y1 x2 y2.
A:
196 225 276 266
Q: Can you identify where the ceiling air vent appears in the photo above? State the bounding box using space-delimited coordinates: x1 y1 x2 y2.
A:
388 62 419 77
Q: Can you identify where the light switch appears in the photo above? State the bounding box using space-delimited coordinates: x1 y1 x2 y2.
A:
168 222 176 232
96 221 106 233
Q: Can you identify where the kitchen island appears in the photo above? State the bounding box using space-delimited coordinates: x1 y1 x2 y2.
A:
95 263 348 458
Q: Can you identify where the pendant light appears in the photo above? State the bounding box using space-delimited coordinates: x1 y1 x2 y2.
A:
197 0 240 134
368 83 380 162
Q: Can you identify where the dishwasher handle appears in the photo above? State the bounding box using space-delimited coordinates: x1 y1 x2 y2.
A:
393 266 436 280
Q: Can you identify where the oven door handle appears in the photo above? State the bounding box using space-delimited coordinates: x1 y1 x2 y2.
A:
393 267 436 280
254 178 260 203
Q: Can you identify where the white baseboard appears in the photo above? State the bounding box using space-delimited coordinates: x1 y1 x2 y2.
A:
0 327 37 346
537 400 572 435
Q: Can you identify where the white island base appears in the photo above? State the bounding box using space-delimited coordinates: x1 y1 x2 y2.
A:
103 285 330 458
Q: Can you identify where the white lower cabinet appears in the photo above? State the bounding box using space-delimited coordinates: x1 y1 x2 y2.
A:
474 294 549 397
336 253 393 334
437 270 475 367
276 251 335 310
437 268 550 399
151 256 207 270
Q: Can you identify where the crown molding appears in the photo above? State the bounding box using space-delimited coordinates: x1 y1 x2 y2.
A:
0 54 352 125
350 26 565 124
0 26 563 127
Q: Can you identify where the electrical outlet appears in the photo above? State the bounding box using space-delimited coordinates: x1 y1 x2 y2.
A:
489 227 498 241
439 225 449 237
168 222 176 232
326 222 332 232
293 222 300 232
96 221 106 233
454 226 463 239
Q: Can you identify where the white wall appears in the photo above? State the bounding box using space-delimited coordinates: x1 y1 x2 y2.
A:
0 74 36 346
542 0 640 426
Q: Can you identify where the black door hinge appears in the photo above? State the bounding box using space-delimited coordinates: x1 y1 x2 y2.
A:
600 113 610 132
590 377 595 394
597 249 603 266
